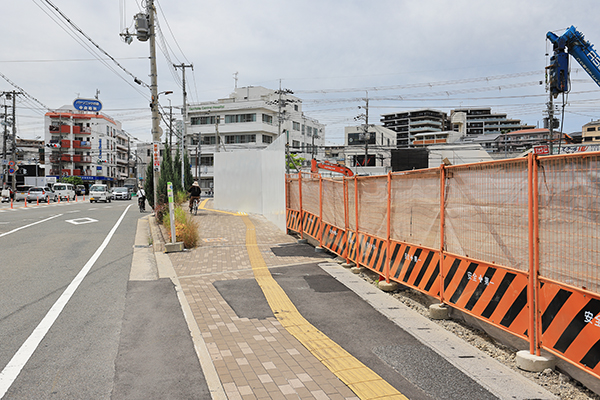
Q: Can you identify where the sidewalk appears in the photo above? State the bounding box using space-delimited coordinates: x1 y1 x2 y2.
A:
148 199 558 400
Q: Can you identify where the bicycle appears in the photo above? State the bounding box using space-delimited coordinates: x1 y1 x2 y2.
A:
138 196 146 213
191 197 199 215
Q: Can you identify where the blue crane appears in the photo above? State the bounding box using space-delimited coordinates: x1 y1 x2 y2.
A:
547 26 600 97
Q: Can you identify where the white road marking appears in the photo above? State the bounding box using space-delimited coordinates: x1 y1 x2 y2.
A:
0 204 132 397
0 214 63 238
65 217 98 225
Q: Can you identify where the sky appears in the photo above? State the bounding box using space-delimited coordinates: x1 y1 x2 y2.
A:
2 0 600 145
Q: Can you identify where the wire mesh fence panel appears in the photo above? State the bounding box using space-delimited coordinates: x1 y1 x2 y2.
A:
301 175 320 217
322 178 345 229
390 169 441 249
287 177 300 210
537 153 600 293
444 160 530 272
357 176 388 240
348 178 356 229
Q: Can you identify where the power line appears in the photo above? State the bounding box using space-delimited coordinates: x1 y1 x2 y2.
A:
33 0 150 95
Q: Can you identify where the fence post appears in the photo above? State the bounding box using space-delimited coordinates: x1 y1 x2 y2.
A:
318 174 323 247
355 175 360 267
385 172 392 283
527 153 542 356
343 177 350 262
298 172 304 239
439 164 446 303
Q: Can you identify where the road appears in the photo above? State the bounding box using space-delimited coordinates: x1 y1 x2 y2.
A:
0 198 207 399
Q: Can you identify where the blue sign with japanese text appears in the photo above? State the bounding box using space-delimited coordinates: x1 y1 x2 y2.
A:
73 98 102 112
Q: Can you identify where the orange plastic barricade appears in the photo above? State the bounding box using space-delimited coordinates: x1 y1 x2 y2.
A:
285 151 600 381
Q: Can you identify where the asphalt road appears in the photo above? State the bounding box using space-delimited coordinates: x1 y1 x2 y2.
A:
0 198 207 399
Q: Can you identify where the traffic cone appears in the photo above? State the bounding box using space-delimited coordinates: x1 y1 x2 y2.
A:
37 197 39 206
10 199 13 209
24 198 27 208
47 197 50 205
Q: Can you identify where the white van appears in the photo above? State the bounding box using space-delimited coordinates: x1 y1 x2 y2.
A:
53 183 76 200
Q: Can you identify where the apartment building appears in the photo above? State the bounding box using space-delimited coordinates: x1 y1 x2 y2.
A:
44 106 130 187
582 120 600 143
380 109 449 147
451 108 535 136
344 125 396 168
185 86 325 193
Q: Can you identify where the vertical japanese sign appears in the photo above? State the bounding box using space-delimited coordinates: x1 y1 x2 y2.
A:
153 142 160 171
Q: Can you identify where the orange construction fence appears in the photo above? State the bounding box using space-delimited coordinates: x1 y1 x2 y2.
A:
286 152 600 380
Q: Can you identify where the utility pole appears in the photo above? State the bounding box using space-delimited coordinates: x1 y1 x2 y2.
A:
2 103 7 185
269 82 296 174
174 63 193 189
355 92 371 167
547 94 555 155
10 93 16 190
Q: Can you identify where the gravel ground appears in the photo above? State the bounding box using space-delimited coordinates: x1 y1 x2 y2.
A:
358 271 600 400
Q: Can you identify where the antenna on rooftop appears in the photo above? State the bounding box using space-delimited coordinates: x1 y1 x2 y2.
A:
233 72 238 89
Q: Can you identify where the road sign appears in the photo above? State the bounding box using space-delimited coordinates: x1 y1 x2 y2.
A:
153 142 160 171
8 168 15 175
8 160 15 167
73 98 103 112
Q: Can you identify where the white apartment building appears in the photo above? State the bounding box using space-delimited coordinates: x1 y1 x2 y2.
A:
185 86 325 193
44 106 130 187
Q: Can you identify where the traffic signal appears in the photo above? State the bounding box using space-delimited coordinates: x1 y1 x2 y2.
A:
46 143 61 148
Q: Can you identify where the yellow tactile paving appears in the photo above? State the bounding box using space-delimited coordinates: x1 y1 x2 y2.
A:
240 215 408 400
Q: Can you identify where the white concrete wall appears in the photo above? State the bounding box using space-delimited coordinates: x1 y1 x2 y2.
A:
214 134 286 232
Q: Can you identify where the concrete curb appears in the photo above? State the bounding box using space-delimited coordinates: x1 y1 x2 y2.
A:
319 262 559 400
147 215 227 400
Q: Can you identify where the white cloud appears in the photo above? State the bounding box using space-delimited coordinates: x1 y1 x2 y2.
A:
1 0 599 142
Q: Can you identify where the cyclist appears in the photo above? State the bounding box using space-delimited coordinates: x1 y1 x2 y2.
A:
138 186 146 212
187 181 201 213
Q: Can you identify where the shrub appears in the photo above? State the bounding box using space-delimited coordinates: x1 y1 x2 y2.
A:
163 206 199 248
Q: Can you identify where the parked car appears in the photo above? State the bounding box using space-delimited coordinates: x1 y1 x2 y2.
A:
26 187 58 203
89 184 112 203
14 185 32 202
75 184 86 196
111 187 131 200
53 183 76 200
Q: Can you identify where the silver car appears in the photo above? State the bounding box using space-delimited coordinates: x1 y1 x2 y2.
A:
111 187 131 200
26 187 58 203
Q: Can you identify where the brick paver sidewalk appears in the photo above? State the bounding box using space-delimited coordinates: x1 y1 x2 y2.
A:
166 201 359 400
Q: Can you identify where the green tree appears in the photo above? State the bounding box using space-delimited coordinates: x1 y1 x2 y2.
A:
183 152 194 189
286 153 305 172
59 176 84 187
144 161 154 209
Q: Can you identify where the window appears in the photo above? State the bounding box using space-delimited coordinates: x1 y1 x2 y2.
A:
201 136 216 145
294 105 299 111
262 114 274 124
224 113 256 123
293 122 300 131
587 127 597 132
200 156 214 166
292 140 300 148
225 134 256 144
262 135 273 144
191 116 216 125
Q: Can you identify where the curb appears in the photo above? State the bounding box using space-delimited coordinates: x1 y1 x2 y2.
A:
147 215 227 400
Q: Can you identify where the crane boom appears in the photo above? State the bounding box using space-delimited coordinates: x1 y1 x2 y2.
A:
547 26 600 97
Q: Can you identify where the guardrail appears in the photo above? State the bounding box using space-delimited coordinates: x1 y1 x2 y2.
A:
286 152 600 380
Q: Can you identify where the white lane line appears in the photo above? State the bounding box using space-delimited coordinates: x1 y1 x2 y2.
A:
0 204 132 398
0 214 63 238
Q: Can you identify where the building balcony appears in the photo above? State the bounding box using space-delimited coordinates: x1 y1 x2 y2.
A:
61 154 71 162
72 140 91 149
61 139 71 149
